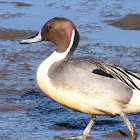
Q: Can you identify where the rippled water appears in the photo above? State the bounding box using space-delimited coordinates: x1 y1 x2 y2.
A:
0 0 140 140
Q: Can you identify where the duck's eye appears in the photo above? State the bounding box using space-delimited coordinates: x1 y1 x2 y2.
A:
49 26 53 29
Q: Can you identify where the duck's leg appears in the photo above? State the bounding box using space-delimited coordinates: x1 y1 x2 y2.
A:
120 112 138 140
82 115 96 138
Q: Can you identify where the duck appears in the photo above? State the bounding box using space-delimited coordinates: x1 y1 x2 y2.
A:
20 17 140 140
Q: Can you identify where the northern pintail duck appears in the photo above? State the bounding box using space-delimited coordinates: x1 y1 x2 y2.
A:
20 17 140 140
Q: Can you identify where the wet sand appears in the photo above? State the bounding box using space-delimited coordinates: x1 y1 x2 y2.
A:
0 1 32 6
0 0 140 140
0 27 36 41
109 14 140 30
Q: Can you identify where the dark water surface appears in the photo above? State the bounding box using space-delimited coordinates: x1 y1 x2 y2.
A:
0 0 140 140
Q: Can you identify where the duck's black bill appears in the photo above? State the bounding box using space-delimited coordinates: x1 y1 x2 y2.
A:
20 31 42 44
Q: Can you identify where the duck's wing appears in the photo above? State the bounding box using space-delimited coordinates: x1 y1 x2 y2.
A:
93 61 140 90
70 57 140 90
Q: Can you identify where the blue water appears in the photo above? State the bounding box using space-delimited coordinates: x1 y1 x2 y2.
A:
0 0 140 140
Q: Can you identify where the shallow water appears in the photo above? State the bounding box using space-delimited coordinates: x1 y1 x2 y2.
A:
0 0 140 140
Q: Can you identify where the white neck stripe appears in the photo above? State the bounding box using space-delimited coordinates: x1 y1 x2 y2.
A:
65 29 75 55
49 29 75 62
54 29 75 58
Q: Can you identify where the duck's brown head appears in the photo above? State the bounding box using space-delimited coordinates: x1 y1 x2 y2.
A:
20 17 80 56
